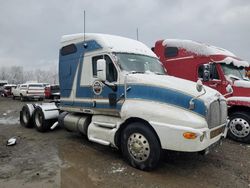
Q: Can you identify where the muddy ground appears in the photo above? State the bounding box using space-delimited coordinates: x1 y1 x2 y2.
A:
0 97 250 188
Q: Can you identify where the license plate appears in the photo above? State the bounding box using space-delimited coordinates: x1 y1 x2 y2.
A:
210 125 225 139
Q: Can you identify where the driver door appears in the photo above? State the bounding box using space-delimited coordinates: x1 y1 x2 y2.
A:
91 55 120 113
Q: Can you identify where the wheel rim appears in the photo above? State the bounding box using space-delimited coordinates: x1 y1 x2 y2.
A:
22 110 29 124
35 111 43 128
229 117 250 138
127 133 150 162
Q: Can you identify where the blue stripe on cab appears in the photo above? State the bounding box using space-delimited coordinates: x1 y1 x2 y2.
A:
61 100 122 110
127 85 206 116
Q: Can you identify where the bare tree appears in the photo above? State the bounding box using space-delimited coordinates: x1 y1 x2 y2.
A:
0 65 58 85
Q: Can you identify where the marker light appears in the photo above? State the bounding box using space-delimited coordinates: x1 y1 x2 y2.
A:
183 132 197 139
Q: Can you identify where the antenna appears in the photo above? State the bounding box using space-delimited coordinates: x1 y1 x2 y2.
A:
84 10 86 42
83 10 88 48
136 28 139 41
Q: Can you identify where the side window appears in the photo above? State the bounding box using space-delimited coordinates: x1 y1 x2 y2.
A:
21 85 27 89
210 64 219 80
60 44 77 56
165 47 178 58
92 55 118 82
92 56 100 77
198 64 220 80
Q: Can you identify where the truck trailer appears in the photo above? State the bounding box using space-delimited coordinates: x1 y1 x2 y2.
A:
20 34 227 170
153 39 250 143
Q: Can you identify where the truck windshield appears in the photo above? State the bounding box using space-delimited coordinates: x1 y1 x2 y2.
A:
221 63 249 81
115 53 165 75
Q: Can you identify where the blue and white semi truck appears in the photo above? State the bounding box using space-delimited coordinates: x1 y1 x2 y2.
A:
20 33 228 170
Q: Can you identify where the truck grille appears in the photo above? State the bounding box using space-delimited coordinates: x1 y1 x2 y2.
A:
206 99 227 129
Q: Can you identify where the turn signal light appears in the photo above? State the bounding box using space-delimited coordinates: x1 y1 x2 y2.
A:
183 132 197 139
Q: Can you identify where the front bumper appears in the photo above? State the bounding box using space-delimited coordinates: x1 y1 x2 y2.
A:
150 121 227 152
26 95 44 100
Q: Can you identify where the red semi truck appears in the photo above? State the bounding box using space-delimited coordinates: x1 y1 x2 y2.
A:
153 39 250 143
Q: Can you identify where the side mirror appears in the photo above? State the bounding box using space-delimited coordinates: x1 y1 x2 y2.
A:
202 64 211 82
196 80 203 92
97 59 106 81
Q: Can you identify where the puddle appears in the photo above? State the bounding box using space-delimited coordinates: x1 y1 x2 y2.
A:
0 117 19 125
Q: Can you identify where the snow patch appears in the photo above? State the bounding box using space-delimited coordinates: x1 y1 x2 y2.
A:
234 80 250 88
214 57 249 67
111 167 125 173
162 39 249 67
0 117 19 125
162 39 235 57
227 97 250 103
108 163 126 174
62 33 156 57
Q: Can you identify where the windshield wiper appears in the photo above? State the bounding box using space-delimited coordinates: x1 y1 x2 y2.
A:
130 71 145 74
155 72 165 75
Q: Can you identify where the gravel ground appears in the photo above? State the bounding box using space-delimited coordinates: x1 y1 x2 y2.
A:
0 97 250 188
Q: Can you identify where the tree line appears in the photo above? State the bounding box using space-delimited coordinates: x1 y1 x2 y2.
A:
0 66 58 84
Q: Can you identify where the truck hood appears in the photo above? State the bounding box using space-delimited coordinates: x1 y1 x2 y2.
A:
126 74 222 111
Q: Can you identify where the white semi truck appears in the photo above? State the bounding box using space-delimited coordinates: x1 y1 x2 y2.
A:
20 33 228 170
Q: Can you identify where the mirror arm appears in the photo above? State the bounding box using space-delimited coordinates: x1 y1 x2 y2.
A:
102 81 117 92
189 88 206 110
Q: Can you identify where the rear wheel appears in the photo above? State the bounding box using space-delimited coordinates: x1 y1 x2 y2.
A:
20 105 34 128
121 122 161 171
33 107 50 132
228 111 250 143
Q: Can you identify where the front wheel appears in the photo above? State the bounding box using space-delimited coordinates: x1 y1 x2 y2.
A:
228 111 250 143
121 122 161 171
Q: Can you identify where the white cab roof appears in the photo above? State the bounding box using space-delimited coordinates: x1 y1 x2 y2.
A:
61 33 156 57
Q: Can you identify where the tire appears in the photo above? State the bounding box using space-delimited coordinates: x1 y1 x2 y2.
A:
13 95 15 100
33 107 51 132
121 122 161 171
228 111 250 143
20 105 34 128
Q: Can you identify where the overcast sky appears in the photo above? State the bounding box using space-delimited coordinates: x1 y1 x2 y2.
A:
0 0 249 70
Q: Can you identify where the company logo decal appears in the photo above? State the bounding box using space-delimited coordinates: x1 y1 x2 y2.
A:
92 81 103 95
